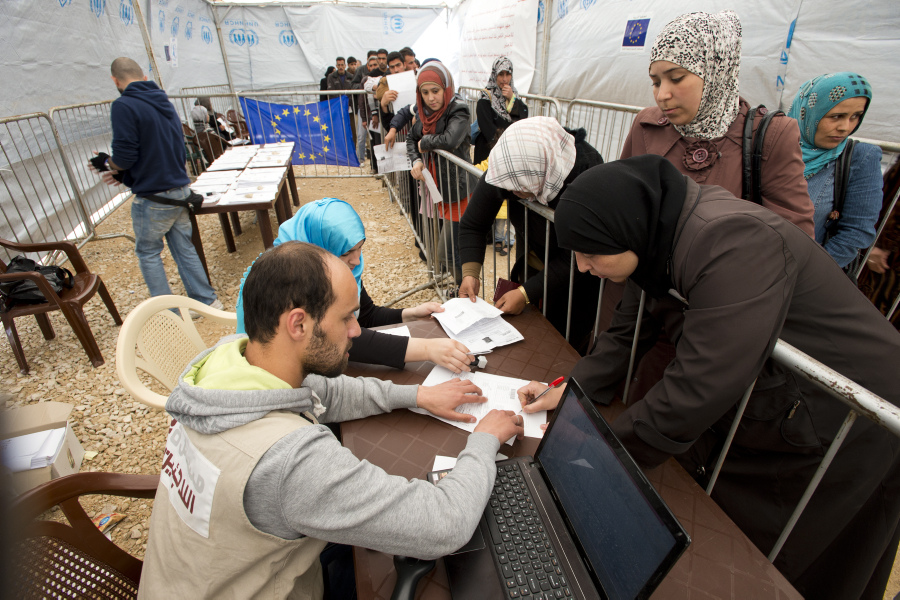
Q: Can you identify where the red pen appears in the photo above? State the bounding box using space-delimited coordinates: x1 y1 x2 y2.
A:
527 376 565 405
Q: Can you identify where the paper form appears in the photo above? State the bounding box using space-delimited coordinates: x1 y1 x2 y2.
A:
373 143 412 174
385 70 417 112
421 168 443 204
443 315 524 354
378 325 411 337
433 297 503 335
411 366 546 443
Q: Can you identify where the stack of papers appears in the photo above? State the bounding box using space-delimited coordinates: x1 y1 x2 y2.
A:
207 146 258 171
218 167 286 205
1 427 67 472
432 297 524 353
412 366 546 443
248 142 294 168
191 171 241 205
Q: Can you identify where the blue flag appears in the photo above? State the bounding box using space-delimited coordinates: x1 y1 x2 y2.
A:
239 96 360 167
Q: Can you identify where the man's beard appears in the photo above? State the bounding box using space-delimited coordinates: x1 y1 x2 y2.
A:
302 323 352 378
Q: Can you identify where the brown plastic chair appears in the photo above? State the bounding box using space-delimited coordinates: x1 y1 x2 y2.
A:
8 472 159 598
0 238 123 374
196 130 227 162
226 109 250 138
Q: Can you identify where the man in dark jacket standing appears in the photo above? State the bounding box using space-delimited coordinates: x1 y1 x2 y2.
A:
98 57 221 311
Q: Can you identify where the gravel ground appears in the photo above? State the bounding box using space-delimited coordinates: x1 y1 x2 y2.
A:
2 166 898 598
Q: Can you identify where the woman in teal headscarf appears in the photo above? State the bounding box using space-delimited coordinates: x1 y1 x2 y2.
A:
236 198 473 372
788 72 883 271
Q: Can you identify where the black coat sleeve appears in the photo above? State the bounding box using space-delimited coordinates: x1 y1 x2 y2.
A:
459 174 506 265
348 328 408 369
357 282 404 327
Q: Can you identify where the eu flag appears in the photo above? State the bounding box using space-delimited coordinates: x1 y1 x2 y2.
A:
623 18 650 47
239 96 360 167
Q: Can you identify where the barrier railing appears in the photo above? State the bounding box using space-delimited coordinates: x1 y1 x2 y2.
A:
0 112 93 264
458 86 563 126
564 99 642 165
48 101 134 240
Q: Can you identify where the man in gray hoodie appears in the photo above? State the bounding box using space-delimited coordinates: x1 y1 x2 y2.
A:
139 241 522 599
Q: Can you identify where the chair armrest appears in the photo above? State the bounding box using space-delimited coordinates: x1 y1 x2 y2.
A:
12 473 160 522
0 271 63 305
0 239 89 273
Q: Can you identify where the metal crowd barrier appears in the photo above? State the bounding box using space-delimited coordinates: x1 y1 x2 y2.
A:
564 99 642 164
0 107 132 266
458 86 563 126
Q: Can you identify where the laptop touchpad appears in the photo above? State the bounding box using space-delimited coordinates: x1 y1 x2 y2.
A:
450 525 486 555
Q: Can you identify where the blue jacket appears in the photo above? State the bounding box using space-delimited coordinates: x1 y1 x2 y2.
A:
110 80 189 195
807 142 883 268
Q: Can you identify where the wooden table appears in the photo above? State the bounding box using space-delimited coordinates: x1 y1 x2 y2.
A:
189 159 299 280
342 308 801 599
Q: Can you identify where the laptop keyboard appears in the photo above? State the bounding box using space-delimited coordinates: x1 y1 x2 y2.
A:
486 463 573 599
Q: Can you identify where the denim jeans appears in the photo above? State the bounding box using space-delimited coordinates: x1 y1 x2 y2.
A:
131 187 217 305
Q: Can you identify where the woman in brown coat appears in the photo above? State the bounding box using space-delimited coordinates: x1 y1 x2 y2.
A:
611 10 816 404
519 155 900 599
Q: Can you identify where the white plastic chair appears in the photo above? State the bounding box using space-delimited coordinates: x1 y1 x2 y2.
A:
115 295 236 410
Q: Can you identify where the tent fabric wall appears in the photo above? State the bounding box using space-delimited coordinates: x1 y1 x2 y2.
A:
149 0 229 92
0 0 148 117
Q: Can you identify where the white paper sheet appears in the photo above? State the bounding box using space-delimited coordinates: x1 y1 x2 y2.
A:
421 168 443 204
412 366 546 443
378 325 411 337
385 70 417 112
432 297 503 335
442 315 524 354
373 143 412 174
1 427 67 472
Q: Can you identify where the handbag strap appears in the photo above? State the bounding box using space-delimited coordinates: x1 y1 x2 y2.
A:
824 139 857 243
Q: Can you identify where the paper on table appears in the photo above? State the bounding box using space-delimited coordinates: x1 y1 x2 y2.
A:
421 168 443 204
411 366 546 442
373 144 412 174
386 70 417 111
433 297 503 335
378 325 411 337
444 315 524 354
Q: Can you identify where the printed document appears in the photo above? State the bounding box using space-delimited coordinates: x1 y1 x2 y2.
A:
411 366 546 443
386 70 417 112
445 316 524 354
433 297 503 335
373 143 412 174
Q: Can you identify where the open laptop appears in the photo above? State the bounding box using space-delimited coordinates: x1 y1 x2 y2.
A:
437 378 690 600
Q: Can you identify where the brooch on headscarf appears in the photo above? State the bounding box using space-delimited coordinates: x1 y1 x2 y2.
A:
682 140 720 180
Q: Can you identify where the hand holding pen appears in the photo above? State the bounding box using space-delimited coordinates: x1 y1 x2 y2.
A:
517 376 565 415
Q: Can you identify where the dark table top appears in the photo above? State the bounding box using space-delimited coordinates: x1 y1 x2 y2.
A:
342 307 800 599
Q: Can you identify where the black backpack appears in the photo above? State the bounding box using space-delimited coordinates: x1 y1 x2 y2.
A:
0 255 74 310
741 105 784 206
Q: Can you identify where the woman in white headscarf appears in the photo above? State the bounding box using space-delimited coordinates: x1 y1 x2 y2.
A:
458 117 604 354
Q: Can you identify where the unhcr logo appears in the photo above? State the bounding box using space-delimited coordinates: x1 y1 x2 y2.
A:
537 1 544 25
158 10 165 33
390 15 404 34
279 30 296 48
557 0 569 19
185 21 193 40
58 0 72 7
120 0 134 25
171 16 180 36
229 29 259 47
201 25 213 45
90 0 105 18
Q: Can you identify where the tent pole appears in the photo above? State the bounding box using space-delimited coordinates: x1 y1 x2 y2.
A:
132 0 164 88
212 5 242 120
539 0 553 96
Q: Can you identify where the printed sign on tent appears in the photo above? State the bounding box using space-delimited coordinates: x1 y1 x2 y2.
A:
239 96 360 168
621 16 651 52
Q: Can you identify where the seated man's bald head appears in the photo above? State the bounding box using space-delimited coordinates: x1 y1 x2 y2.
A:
110 57 144 82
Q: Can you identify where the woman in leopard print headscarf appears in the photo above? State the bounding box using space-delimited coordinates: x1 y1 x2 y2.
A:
603 11 820 495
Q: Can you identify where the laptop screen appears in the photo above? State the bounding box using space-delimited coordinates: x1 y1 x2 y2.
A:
537 387 680 600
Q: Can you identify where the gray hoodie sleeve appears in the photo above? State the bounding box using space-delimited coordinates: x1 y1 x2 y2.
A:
244 426 500 559
302 373 418 423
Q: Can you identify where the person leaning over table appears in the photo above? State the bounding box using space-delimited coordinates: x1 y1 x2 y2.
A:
515 155 900 600
235 198 474 374
138 241 524 600
457 117 604 355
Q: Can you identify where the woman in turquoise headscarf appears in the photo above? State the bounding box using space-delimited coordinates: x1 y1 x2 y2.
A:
788 72 883 271
236 198 473 372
